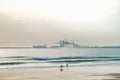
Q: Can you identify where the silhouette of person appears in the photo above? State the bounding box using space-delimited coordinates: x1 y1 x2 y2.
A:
66 64 68 67
60 65 63 72
66 64 68 69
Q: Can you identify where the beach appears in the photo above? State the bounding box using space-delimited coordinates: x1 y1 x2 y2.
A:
0 65 120 80
0 48 120 80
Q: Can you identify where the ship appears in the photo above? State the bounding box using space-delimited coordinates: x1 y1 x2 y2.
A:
54 39 80 48
33 45 47 48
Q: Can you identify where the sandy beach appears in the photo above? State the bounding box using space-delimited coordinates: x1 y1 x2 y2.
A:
0 65 120 80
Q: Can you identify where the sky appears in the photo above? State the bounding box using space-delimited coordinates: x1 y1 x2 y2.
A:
0 0 120 47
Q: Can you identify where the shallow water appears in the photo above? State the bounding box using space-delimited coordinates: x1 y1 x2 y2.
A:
0 48 120 69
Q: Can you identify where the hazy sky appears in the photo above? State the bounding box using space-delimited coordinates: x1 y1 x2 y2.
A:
0 0 120 46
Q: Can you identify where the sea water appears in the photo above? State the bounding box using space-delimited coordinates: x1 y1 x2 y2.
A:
0 48 120 69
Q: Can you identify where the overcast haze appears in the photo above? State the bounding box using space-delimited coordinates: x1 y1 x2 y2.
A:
0 0 120 47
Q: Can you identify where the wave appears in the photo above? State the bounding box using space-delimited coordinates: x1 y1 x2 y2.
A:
0 62 25 65
2 56 120 63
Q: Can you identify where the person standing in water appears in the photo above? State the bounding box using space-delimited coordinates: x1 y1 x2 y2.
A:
66 64 68 69
66 64 68 67
60 65 63 72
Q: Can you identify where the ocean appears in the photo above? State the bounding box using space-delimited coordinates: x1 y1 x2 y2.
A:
0 48 120 69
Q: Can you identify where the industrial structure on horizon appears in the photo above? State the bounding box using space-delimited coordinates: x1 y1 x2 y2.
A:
33 39 80 48
33 39 120 48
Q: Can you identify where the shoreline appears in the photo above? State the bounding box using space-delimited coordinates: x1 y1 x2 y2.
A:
0 65 120 80
0 63 120 71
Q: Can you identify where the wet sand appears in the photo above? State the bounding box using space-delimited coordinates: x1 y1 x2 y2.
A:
0 66 120 80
